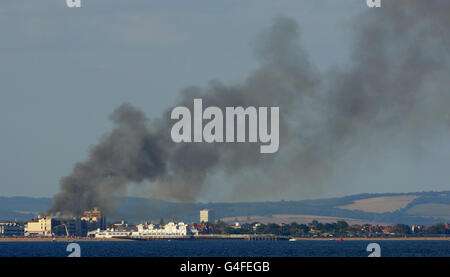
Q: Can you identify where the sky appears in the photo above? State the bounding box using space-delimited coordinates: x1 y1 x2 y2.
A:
1 0 449 201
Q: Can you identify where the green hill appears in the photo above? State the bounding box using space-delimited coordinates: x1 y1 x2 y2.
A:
1 191 449 225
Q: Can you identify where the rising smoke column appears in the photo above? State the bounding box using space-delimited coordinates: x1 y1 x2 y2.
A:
49 104 167 216
50 0 450 215
326 0 450 143
50 16 318 215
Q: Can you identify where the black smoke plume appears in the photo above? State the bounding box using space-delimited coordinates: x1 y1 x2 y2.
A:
50 0 450 216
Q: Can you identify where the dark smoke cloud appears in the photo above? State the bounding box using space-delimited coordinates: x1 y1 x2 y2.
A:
50 0 450 215
49 105 167 216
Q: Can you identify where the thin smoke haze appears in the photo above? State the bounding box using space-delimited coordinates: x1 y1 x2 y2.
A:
49 0 450 216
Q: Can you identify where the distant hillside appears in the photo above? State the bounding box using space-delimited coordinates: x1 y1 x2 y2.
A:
337 195 420 213
1 191 449 225
0 197 52 222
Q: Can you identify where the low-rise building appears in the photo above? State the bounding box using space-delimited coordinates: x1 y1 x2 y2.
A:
252 223 261 231
0 222 24 237
88 221 192 238
26 216 87 237
411 224 425 233
381 225 395 235
133 222 189 236
87 228 133 238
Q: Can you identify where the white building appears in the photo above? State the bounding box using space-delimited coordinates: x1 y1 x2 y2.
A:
87 228 132 238
200 209 215 223
133 222 189 237
88 221 193 238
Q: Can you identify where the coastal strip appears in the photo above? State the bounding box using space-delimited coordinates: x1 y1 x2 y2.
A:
1 236 449 242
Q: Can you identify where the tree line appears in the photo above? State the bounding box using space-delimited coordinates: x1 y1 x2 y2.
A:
198 220 449 237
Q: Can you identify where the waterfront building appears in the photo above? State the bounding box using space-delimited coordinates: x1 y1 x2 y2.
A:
0 222 24 237
133 222 189 237
26 216 54 237
25 216 87 237
87 228 133 238
88 221 192 238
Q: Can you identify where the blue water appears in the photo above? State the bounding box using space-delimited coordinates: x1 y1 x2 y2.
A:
0 240 448 257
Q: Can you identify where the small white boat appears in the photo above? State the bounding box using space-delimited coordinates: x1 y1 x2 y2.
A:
289 238 297 242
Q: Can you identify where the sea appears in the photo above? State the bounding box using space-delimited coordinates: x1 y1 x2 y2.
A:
0 240 449 257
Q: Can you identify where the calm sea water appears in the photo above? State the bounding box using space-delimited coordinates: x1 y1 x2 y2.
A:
0 240 448 257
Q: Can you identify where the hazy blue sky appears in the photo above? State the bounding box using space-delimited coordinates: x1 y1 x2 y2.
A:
1 0 449 201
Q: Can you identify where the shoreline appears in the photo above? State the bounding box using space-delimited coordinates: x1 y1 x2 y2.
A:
0 237 132 242
0 236 449 242
289 237 450 241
